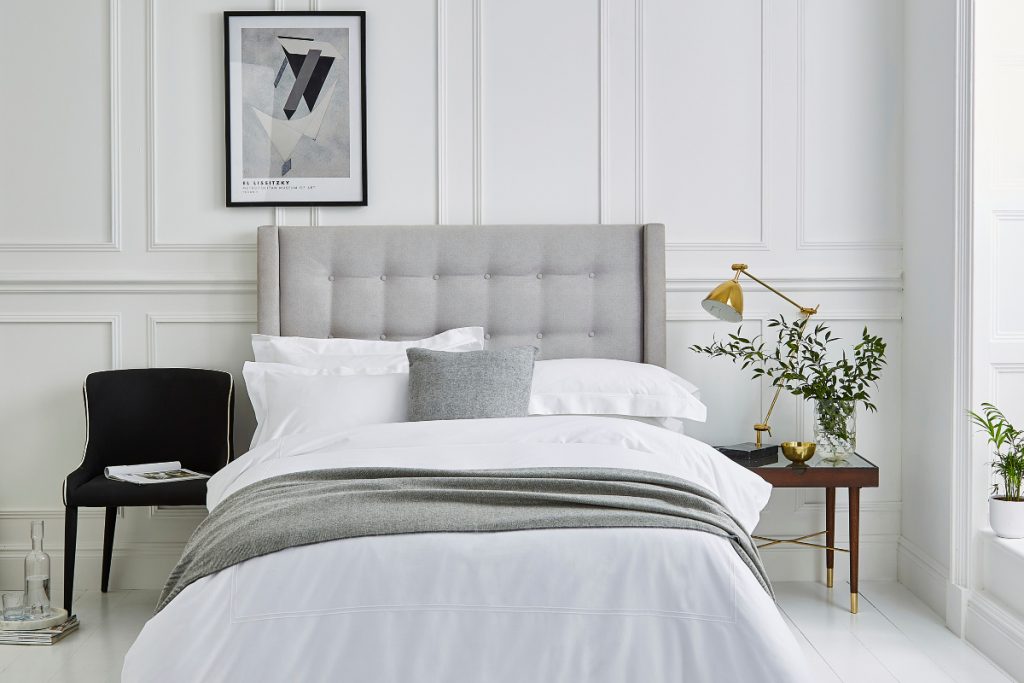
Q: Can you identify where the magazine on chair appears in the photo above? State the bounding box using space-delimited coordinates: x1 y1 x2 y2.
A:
104 462 210 485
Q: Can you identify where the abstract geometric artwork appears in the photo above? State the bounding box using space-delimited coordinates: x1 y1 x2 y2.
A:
225 12 367 206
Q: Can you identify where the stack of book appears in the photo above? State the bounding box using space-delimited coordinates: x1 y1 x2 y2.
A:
0 615 79 645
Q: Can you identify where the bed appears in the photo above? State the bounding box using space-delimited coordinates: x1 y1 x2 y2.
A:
123 224 809 682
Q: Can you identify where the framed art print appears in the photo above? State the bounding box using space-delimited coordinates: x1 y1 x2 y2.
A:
224 11 367 206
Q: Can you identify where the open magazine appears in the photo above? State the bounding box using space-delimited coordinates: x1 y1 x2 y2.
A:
104 461 210 485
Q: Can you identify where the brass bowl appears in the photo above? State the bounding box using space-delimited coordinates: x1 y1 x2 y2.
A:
780 441 816 464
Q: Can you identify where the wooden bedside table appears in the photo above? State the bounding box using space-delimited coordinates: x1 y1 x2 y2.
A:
740 451 879 613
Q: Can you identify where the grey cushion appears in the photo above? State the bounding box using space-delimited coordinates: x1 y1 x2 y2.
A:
257 224 667 366
406 347 537 421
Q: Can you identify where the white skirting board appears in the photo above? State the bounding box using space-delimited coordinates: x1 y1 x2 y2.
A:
897 536 949 618
0 507 899 591
0 507 203 594
966 591 1024 682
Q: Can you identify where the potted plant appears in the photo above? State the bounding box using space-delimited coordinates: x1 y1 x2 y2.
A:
691 316 887 460
969 403 1024 539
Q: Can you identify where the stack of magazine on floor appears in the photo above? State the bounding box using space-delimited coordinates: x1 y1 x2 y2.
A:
0 615 79 645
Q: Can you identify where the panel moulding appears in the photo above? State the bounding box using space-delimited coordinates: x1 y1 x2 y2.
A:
146 0 269 251
145 313 258 368
0 315 122 370
0 0 121 252
654 0 770 251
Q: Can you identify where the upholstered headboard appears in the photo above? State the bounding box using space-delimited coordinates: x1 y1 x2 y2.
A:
257 224 666 366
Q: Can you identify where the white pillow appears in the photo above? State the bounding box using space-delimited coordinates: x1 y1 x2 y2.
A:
529 414 687 434
252 327 485 370
528 358 707 423
243 362 409 448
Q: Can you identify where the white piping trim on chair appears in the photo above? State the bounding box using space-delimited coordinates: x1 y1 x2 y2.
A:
225 374 234 466
63 380 91 507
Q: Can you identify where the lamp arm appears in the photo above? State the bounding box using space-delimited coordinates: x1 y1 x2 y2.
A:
732 265 818 316
729 264 818 447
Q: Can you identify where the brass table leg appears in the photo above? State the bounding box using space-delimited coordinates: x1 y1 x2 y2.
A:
849 487 860 614
825 487 835 588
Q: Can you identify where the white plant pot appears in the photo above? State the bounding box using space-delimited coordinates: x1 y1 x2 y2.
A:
989 496 1024 539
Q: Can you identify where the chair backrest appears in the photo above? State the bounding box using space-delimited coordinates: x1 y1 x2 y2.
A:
80 368 234 477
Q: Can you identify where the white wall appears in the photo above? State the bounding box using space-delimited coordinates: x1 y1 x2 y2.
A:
898 0 959 617
0 0 904 595
967 1 1024 675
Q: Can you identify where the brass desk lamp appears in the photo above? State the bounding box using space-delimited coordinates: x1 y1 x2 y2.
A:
702 264 818 459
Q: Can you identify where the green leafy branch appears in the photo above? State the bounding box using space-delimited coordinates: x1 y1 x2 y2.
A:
688 315 888 412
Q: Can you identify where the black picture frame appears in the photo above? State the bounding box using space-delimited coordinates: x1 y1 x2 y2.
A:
224 11 367 207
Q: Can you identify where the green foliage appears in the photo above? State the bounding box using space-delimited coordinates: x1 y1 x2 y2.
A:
969 403 1024 502
689 315 888 412
815 399 856 446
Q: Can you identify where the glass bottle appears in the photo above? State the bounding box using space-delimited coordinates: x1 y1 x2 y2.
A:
24 520 51 618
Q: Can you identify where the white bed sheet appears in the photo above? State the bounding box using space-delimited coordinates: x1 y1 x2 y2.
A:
123 417 810 682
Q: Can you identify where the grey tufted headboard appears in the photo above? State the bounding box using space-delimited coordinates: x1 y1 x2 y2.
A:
257 224 666 366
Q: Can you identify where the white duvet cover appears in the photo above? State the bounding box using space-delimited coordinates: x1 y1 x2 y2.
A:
124 417 810 683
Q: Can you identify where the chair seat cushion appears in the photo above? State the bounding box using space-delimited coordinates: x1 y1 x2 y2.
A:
67 475 208 508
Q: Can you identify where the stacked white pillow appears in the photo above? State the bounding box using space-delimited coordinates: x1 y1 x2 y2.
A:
251 326 485 369
244 326 707 448
244 364 410 448
245 327 485 447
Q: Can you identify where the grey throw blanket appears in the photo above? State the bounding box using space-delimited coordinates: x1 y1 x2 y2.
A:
157 467 772 613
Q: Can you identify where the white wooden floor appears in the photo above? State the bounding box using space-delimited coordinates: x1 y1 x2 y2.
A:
0 582 1012 682
777 581 1013 682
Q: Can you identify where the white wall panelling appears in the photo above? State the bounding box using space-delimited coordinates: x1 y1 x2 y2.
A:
481 0 600 224
990 211 1024 341
0 0 905 590
644 1 765 249
797 0 904 250
0 315 121 523
0 273 257 294
147 0 273 251
316 0 438 227
0 0 121 251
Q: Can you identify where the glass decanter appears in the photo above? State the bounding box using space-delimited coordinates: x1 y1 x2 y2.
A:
23 520 51 618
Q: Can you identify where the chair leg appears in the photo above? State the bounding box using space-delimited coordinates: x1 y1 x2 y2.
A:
101 507 117 593
64 506 78 614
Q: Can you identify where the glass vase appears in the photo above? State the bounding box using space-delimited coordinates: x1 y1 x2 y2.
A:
23 520 51 618
813 400 856 461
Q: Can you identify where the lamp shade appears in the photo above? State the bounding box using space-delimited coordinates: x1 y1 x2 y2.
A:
702 280 743 323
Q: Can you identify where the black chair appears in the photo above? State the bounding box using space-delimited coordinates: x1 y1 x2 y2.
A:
62 368 234 612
